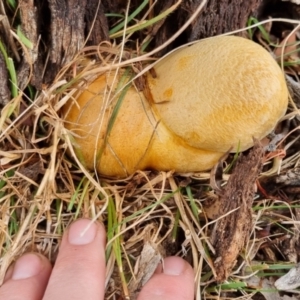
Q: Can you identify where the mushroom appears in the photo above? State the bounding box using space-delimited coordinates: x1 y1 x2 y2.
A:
63 35 288 177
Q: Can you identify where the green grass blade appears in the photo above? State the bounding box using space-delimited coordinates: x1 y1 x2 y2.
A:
109 0 149 35
247 17 271 43
186 186 199 222
0 40 18 97
110 2 178 38
17 26 33 49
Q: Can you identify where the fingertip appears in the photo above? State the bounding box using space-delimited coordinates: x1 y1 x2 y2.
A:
137 256 194 300
66 218 106 247
11 253 51 280
0 253 52 300
163 256 191 276
43 218 107 300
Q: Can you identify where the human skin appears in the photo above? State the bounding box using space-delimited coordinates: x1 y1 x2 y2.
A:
0 219 194 300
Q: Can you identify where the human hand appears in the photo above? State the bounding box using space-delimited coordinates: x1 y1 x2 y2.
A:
0 219 194 300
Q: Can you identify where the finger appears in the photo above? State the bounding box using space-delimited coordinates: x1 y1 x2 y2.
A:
138 256 194 300
43 218 106 300
0 253 52 300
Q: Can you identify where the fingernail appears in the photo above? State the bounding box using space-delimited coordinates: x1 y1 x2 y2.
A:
12 253 44 280
163 257 187 276
68 219 97 245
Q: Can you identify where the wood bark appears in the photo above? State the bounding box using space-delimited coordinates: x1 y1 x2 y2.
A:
212 142 264 282
0 51 10 107
18 0 39 89
151 0 263 55
1 0 110 89
186 0 263 41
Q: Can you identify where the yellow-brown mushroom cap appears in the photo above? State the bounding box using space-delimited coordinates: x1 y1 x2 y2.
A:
63 36 288 177
147 35 288 152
